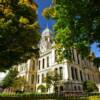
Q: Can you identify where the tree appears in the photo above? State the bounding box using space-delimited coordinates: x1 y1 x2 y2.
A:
0 0 40 71
37 84 46 93
44 70 60 92
83 80 98 92
93 57 100 68
42 0 100 60
12 76 27 91
2 68 18 88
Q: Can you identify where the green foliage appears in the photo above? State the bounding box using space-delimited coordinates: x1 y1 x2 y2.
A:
44 71 60 92
42 7 58 19
0 0 40 71
43 0 100 61
0 93 88 100
12 76 27 91
37 84 46 93
2 68 18 88
83 80 98 92
93 57 100 68
88 96 100 100
19 16 29 24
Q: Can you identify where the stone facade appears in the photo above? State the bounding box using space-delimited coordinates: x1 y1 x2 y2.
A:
17 58 37 92
18 27 100 93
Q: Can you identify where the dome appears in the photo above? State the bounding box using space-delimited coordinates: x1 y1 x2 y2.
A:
42 27 52 37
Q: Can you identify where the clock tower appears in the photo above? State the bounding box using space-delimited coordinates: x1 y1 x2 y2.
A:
39 27 52 53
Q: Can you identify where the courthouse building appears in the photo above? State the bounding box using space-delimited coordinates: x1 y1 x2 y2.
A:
18 27 100 93
17 58 37 91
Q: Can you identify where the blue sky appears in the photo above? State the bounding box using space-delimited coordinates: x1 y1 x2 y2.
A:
91 43 100 57
34 0 100 57
35 0 55 31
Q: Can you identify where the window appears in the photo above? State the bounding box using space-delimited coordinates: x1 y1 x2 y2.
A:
74 86 77 91
38 60 40 70
71 67 78 80
75 68 78 80
37 75 40 83
32 60 35 70
88 74 90 80
42 74 45 83
31 75 34 84
80 70 83 81
59 67 63 80
71 67 75 80
60 86 64 92
47 56 49 67
42 59 45 69
55 50 57 62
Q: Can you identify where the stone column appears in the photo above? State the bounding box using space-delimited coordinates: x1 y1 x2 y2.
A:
67 63 72 80
77 68 81 81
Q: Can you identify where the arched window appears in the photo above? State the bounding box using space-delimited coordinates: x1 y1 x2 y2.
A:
42 74 45 83
80 70 83 81
71 67 78 80
37 75 40 83
31 75 34 84
42 58 45 69
59 67 63 80
75 68 78 80
54 50 57 62
47 56 49 67
38 60 40 70
71 67 74 80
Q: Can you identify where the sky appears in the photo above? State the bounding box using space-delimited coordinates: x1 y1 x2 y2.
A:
34 0 100 57
91 43 100 57
34 0 55 31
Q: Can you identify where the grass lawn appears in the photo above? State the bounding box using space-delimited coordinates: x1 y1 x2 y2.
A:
88 96 100 100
